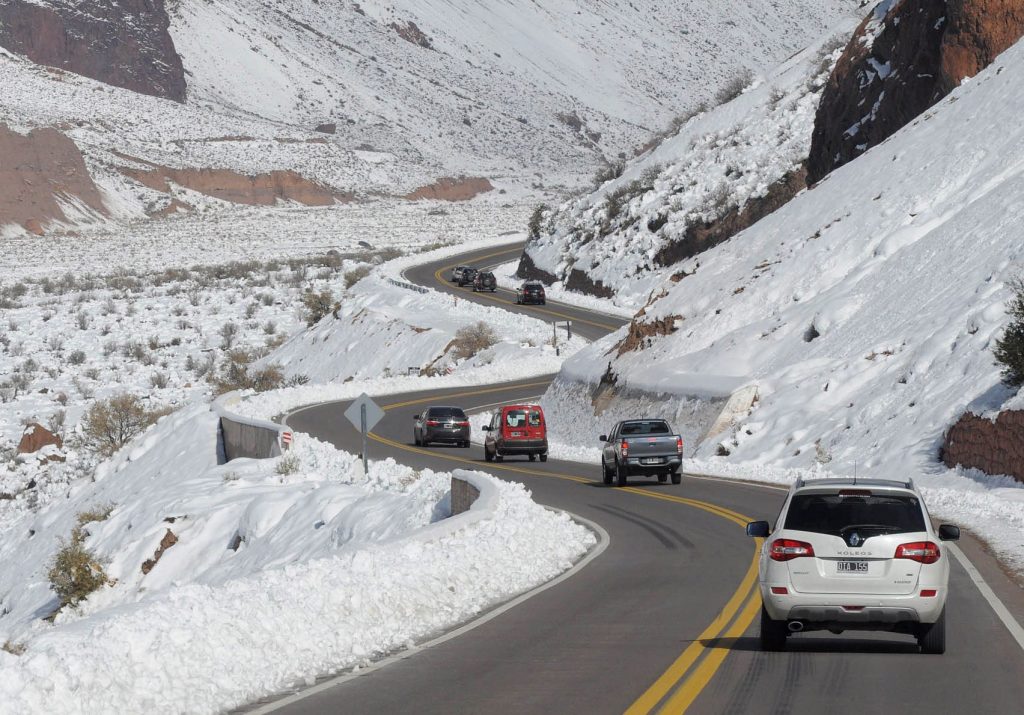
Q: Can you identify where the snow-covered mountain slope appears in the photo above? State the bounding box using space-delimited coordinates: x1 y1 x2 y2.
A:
518 17 860 309
559 36 1024 486
171 0 860 180
0 0 862 237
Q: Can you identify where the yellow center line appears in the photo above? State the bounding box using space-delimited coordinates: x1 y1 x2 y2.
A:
658 589 763 714
431 250 621 331
625 546 761 715
356 340 758 713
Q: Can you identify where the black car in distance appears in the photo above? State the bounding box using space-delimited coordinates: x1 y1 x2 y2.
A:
516 281 546 305
457 267 479 287
414 406 471 447
473 271 497 292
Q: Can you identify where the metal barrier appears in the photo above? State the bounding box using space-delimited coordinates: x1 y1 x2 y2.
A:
387 277 429 294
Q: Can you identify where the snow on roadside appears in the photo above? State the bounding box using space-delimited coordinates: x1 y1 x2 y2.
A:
0 403 594 714
490 260 635 318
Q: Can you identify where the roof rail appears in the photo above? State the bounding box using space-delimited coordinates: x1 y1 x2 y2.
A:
907 477 915 490
794 476 804 490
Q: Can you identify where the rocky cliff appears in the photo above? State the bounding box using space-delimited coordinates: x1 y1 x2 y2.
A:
0 0 186 102
808 0 1024 183
0 123 107 234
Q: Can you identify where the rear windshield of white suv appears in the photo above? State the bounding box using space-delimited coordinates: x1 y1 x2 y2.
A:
784 493 926 536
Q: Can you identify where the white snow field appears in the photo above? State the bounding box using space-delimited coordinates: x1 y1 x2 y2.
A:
550 39 1024 572
0 405 594 714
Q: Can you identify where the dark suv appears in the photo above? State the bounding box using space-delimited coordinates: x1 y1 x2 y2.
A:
457 268 478 287
515 281 546 305
413 406 470 447
473 271 497 292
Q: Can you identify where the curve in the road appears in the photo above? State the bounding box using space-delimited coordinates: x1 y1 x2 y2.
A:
260 244 1024 714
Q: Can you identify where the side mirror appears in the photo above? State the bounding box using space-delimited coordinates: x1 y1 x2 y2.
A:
413 414 420 420
745 521 770 538
599 434 607 442
938 524 960 541
481 425 491 432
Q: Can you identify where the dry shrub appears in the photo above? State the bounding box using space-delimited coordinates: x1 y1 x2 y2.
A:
302 288 335 326
212 350 285 394
452 322 498 360
2 640 26 656
82 394 169 456
48 525 110 609
344 265 372 289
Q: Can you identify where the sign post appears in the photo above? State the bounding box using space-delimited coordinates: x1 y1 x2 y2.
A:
343 393 386 477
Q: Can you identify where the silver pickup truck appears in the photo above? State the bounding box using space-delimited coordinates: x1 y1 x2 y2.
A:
600 419 683 487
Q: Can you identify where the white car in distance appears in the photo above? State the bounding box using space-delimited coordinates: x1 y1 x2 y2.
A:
746 477 960 653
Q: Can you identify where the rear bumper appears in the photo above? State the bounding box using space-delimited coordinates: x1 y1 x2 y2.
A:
498 439 547 455
623 456 681 473
424 427 470 443
520 296 545 303
761 587 946 625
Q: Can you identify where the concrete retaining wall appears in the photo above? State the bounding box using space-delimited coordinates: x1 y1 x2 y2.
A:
943 409 1024 483
451 474 482 515
212 391 288 463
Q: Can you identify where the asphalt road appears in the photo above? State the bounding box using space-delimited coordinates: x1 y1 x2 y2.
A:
261 244 1024 714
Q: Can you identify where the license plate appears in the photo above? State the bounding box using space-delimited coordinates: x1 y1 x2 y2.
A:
511 431 523 437
642 457 663 465
837 561 869 573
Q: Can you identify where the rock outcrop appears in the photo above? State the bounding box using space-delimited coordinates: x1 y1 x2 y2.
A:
943 409 1024 484
17 423 62 455
0 0 186 102
119 159 347 207
0 123 107 234
808 0 1024 183
404 176 493 202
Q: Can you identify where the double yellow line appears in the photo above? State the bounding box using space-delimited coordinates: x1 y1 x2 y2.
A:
430 248 621 332
373 385 763 713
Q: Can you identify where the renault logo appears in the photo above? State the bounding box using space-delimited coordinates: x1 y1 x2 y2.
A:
849 532 862 547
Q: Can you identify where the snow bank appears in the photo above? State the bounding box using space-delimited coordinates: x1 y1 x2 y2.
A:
0 404 594 713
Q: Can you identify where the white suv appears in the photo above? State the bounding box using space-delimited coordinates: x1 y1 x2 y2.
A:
746 477 960 653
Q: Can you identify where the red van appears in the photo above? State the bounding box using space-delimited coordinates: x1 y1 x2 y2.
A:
482 404 548 462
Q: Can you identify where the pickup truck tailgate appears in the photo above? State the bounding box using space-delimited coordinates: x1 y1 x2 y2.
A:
625 435 678 457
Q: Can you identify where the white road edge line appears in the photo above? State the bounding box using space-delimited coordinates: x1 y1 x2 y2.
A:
947 543 1024 652
248 511 611 714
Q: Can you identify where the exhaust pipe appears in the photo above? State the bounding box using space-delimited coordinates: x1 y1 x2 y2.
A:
787 621 804 633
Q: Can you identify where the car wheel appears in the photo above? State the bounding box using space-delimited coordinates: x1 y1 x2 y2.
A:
539 453 547 462
602 459 613 485
541 300 546 305
759 605 788 652
495 453 504 463
414 433 421 446
616 461 628 487
671 471 681 485
485 446 493 462
658 473 668 483
917 608 946 654
529 454 536 461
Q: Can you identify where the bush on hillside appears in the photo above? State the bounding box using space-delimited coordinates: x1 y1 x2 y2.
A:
212 350 286 395
82 393 169 456
527 204 549 241
452 322 498 360
994 279 1024 386
48 525 110 609
303 288 335 326
715 69 754 105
